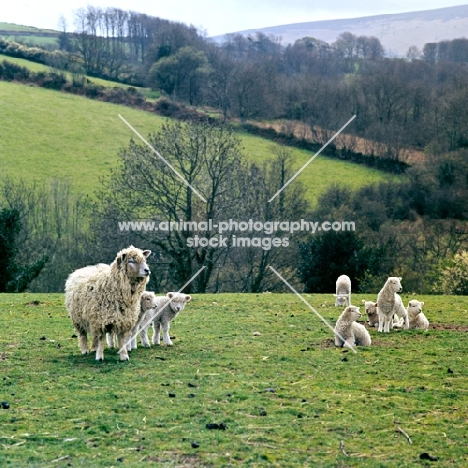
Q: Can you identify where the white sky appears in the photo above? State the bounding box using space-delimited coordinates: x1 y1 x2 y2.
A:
1 1 467 36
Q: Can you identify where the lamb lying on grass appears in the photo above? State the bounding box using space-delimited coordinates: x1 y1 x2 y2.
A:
407 300 429 330
362 299 405 329
65 246 151 361
377 277 409 333
334 275 351 306
334 305 372 348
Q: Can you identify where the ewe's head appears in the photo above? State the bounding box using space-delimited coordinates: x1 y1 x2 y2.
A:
141 292 157 311
407 299 424 315
362 300 378 317
386 276 402 293
167 292 192 312
343 305 361 321
115 246 151 279
334 293 349 306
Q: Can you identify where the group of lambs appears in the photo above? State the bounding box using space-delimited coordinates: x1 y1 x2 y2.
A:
333 274 429 349
65 246 191 361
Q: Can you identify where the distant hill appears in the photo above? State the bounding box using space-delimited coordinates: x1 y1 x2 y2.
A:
212 4 468 57
0 22 59 48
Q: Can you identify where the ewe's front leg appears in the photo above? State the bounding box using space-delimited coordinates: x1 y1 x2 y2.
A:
79 333 89 355
117 333 130 361
383 316 392 333
377 313 384 333
94 335 105 361
162 321 173 346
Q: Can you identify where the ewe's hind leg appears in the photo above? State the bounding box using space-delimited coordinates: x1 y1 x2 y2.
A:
162 321 173 346
152 322 161 345
106 333 115 349
117 333 130 361
94 335 105 361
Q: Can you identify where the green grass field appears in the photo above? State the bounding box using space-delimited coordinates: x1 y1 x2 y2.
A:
0 292 466 466
0 22 59 48
0 79 399 202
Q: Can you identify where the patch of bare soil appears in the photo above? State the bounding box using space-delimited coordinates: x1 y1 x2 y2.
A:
429 323 468 332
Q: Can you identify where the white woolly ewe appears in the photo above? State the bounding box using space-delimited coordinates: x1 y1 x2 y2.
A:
65 246 151 361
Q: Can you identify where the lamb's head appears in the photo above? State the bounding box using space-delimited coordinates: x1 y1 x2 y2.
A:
141 291 157 312
343 305 361 322
115 246 151 279
166 292 192 312
362 300 378 319
334 293 349 306
407 299 424 316
386 276 402 293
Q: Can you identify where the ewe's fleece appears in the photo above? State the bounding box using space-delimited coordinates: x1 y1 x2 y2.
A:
65 246 151 361
376 277 409 333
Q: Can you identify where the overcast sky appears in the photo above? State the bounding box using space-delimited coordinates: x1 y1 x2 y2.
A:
2 1 467 36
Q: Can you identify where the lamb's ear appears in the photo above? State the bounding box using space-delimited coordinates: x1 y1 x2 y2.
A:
185 295 192 302
374 303 378 307
398 277 402 280
333 294 338 297
117 253 127 266
362 300 366 304
420 301 425 306
167 292 174 299
143 250 151 258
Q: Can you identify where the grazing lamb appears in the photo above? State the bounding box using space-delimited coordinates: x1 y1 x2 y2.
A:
65 246 151 361
334 275 351 306
407 300 429 330
376 277 409 333
139 292 192 346
334 305 372 348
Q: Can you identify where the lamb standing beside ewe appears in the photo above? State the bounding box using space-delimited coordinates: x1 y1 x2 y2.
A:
334 275 351 306
407 300 429 330
362 299 405 328
65 246 151 361
138 292 192 347
376 277 409 333
334 305 372 348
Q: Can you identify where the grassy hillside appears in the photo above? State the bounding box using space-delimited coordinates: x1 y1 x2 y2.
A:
0 22 59 48
0 80 399 201
0 292 466 466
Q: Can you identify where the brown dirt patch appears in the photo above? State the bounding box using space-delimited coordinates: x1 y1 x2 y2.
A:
429 323 468 332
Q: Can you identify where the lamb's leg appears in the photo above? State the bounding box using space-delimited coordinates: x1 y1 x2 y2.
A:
377 313 384 333
106 333 115 349
140 325 151 348
346 295 351 307
162 321 173 346
117 333 130 361
344 337 355 349
152 322 161 345
94 335 105 361
79 333 88 355
128 326 137 351
334 333 343 347
384 316 392 333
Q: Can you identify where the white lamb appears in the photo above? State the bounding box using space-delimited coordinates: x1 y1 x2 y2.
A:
362 299 405 329
334 305 372 348
334 275 351 306
106 291 159 351
407 300 429 330
139 292 192 347
65 246 151 361
376 277 409 333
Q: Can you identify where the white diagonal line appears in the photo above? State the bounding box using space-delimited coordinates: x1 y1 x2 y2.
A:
118 266 206 355
118 114 207 203
268 266 357 353
268 115 356 202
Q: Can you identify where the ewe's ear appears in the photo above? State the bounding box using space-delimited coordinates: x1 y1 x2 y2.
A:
185 295 192 302
117 253 127 266
143 250 151 258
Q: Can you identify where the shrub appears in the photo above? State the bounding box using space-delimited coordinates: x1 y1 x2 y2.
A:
436 251 468 295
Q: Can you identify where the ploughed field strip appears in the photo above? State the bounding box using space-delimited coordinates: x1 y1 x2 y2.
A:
0 292 467 466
